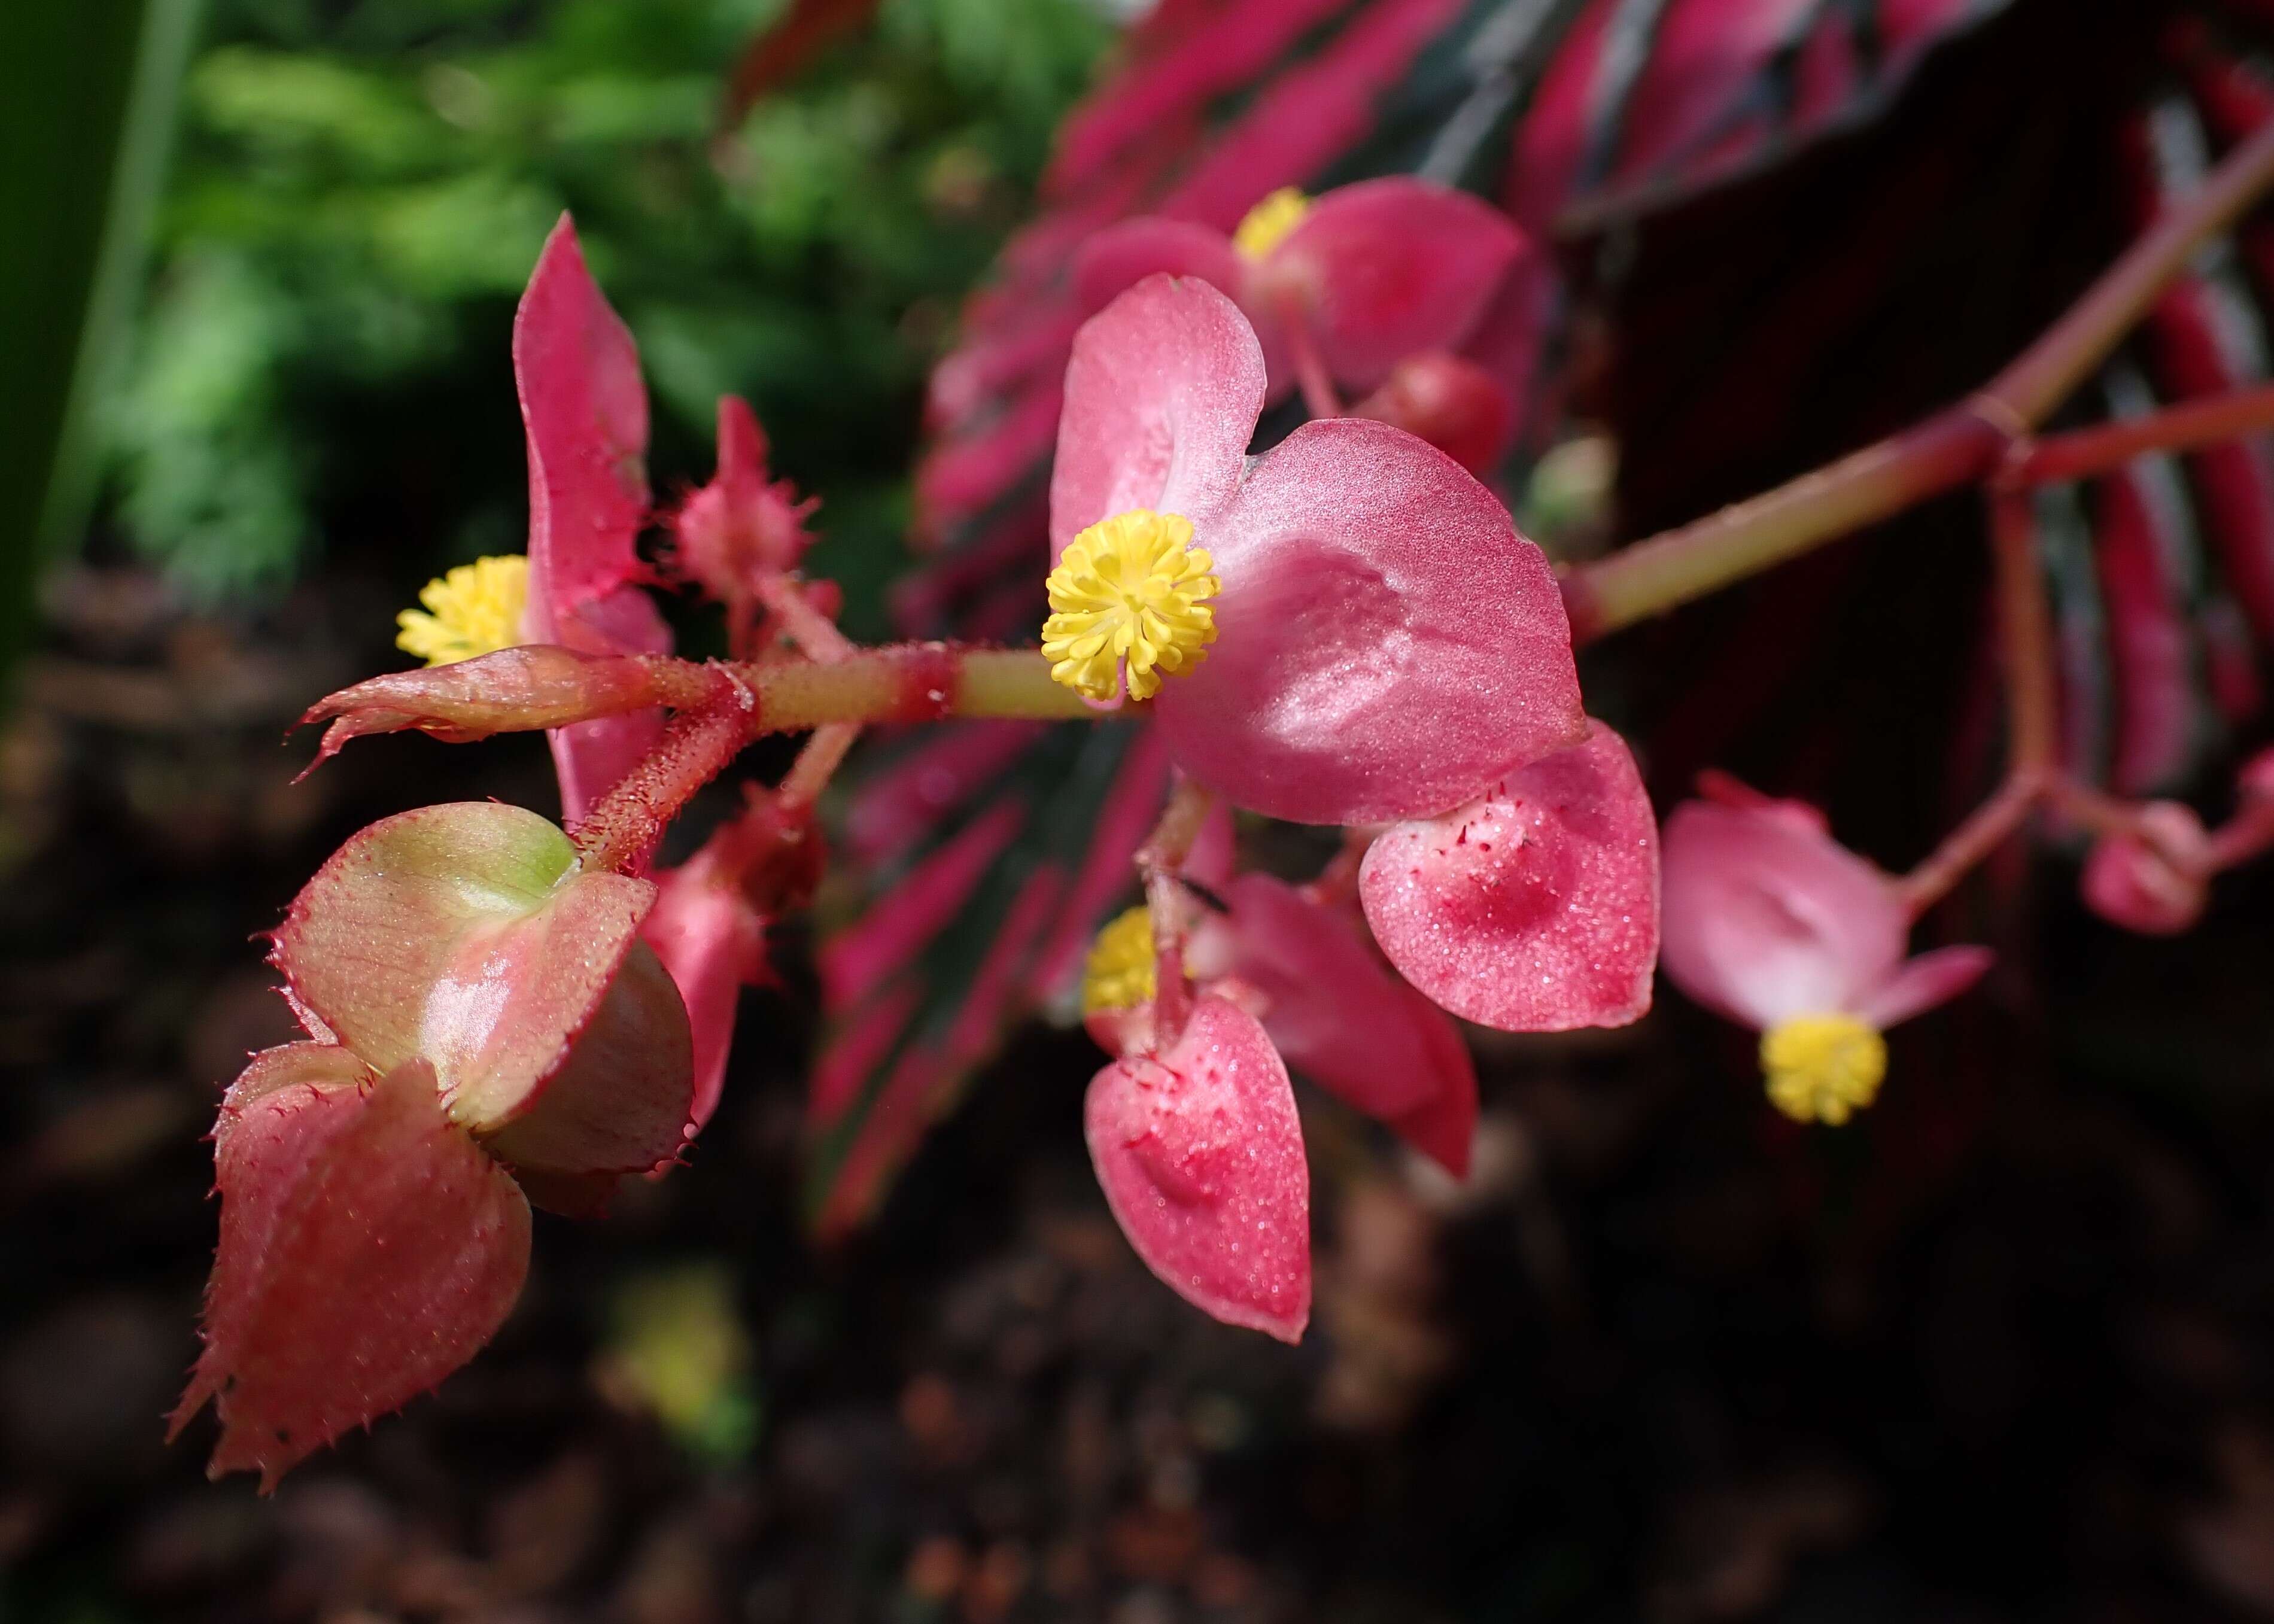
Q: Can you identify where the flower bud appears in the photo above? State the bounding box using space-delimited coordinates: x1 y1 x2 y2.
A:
1349 352 1518 475
2080 801 2211 936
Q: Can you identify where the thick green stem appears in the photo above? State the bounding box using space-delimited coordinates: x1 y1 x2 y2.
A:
1566 113 2274 643
740 645 1098 729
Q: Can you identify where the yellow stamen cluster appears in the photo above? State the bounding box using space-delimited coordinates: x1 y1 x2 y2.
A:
1233 187 1312 261
396 554 530 667
1761 1012 1887 1126
1083 905 1157 1015
1041 510 1218 703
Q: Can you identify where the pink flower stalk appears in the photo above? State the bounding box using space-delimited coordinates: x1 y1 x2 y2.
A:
1072 178 1526 406
172 804 695 1486
1360 722 1661 1033
1045 273 1582 825
2080 801 2211 937
1084 993 1312 1342
1659 796 1992 1126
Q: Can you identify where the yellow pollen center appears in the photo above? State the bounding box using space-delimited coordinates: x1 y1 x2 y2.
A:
1082 905 1157 1015
1233 187 1312 260
1041 510 1219 704
396 554 530 667
1760 1013 1887 1126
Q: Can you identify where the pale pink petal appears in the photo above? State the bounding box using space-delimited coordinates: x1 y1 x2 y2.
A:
1084 995 1310 1342
1358 724 1658 1032
1264 178 1525 394
1657 801 1907 1029
1049 275 1266 556
171 1057 531 1491
1154 418 1582 824
1851 945 1994 1032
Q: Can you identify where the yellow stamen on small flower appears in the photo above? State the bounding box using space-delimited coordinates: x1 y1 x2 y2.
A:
395 554 530 667
1083 905 1157 1015
1041 510 1218 703
1761 1012 1887 1126
1233 186 1312 261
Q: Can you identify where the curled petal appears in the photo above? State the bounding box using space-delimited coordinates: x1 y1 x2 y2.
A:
299 647 698 769
1851 945 1994 1032
1264 178 1525 394
1360 724 1660 1032
1658 801 1905 1030
1050 275 1266 556
1155 418 1582 823
1084 995 1311 1342
271 804 661 1133
171 1055 531 1491
2078 801 2212 938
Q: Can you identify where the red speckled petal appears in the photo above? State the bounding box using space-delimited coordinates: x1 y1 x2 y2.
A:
272 804 659 1133
1359 724 1659 1032
171 1056 531 1491
1084 995 1311 1342
1266 178 1525 394
1657 800 1907 1030
1049 275 1266 556
1154 418 1582 823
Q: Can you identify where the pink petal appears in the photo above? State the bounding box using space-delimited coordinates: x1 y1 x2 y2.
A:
513 217 671 822
1084 995 1310 1342
640 849 771 1140
1072 218 1245 317
1359 724 1659 1032
171 1055 531 1491
1193 875 1479 1175
1348 351 1519 476
1154 418 1582 823
271 804 661 1133
1048 275 1266 556
2077 801 2211 939
1265 178 1525 395
1851 944 1994 1032
1657 801 1907 1030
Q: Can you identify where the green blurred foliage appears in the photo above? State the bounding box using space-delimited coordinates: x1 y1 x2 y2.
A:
105 0 1108 632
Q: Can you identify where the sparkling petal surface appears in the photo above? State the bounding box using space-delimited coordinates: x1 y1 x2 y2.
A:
1154 418 1582 823
1360 723 1659 1032
1084 995 1311 1342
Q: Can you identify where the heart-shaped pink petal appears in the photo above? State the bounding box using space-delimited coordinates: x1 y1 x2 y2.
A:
1084 995 1311 1341
171 1054 531 1491
1360 723 1659 1032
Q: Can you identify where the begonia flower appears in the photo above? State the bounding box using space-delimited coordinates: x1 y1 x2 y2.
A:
1360 722 1660 1033
172 802 694 1486
1042 273 1582 825
1084 993 1312 1342
1659 797 1992 1126
1072 179 1525 404
2080 801 2211 936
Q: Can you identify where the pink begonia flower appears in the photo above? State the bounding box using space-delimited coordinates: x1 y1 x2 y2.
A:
1044 273 1582 825
172 803 694 1487
512 216 672 826
1072 178 1525 404
1659 798 1992 1126
2080 801 2211 937
1360 722 1659 1033
1084 993 1311 1342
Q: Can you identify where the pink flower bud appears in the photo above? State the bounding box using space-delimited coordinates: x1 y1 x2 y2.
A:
1349 352 1519 475
670 395 820 606
1084 995 1311 1341
2080 801 2211 936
